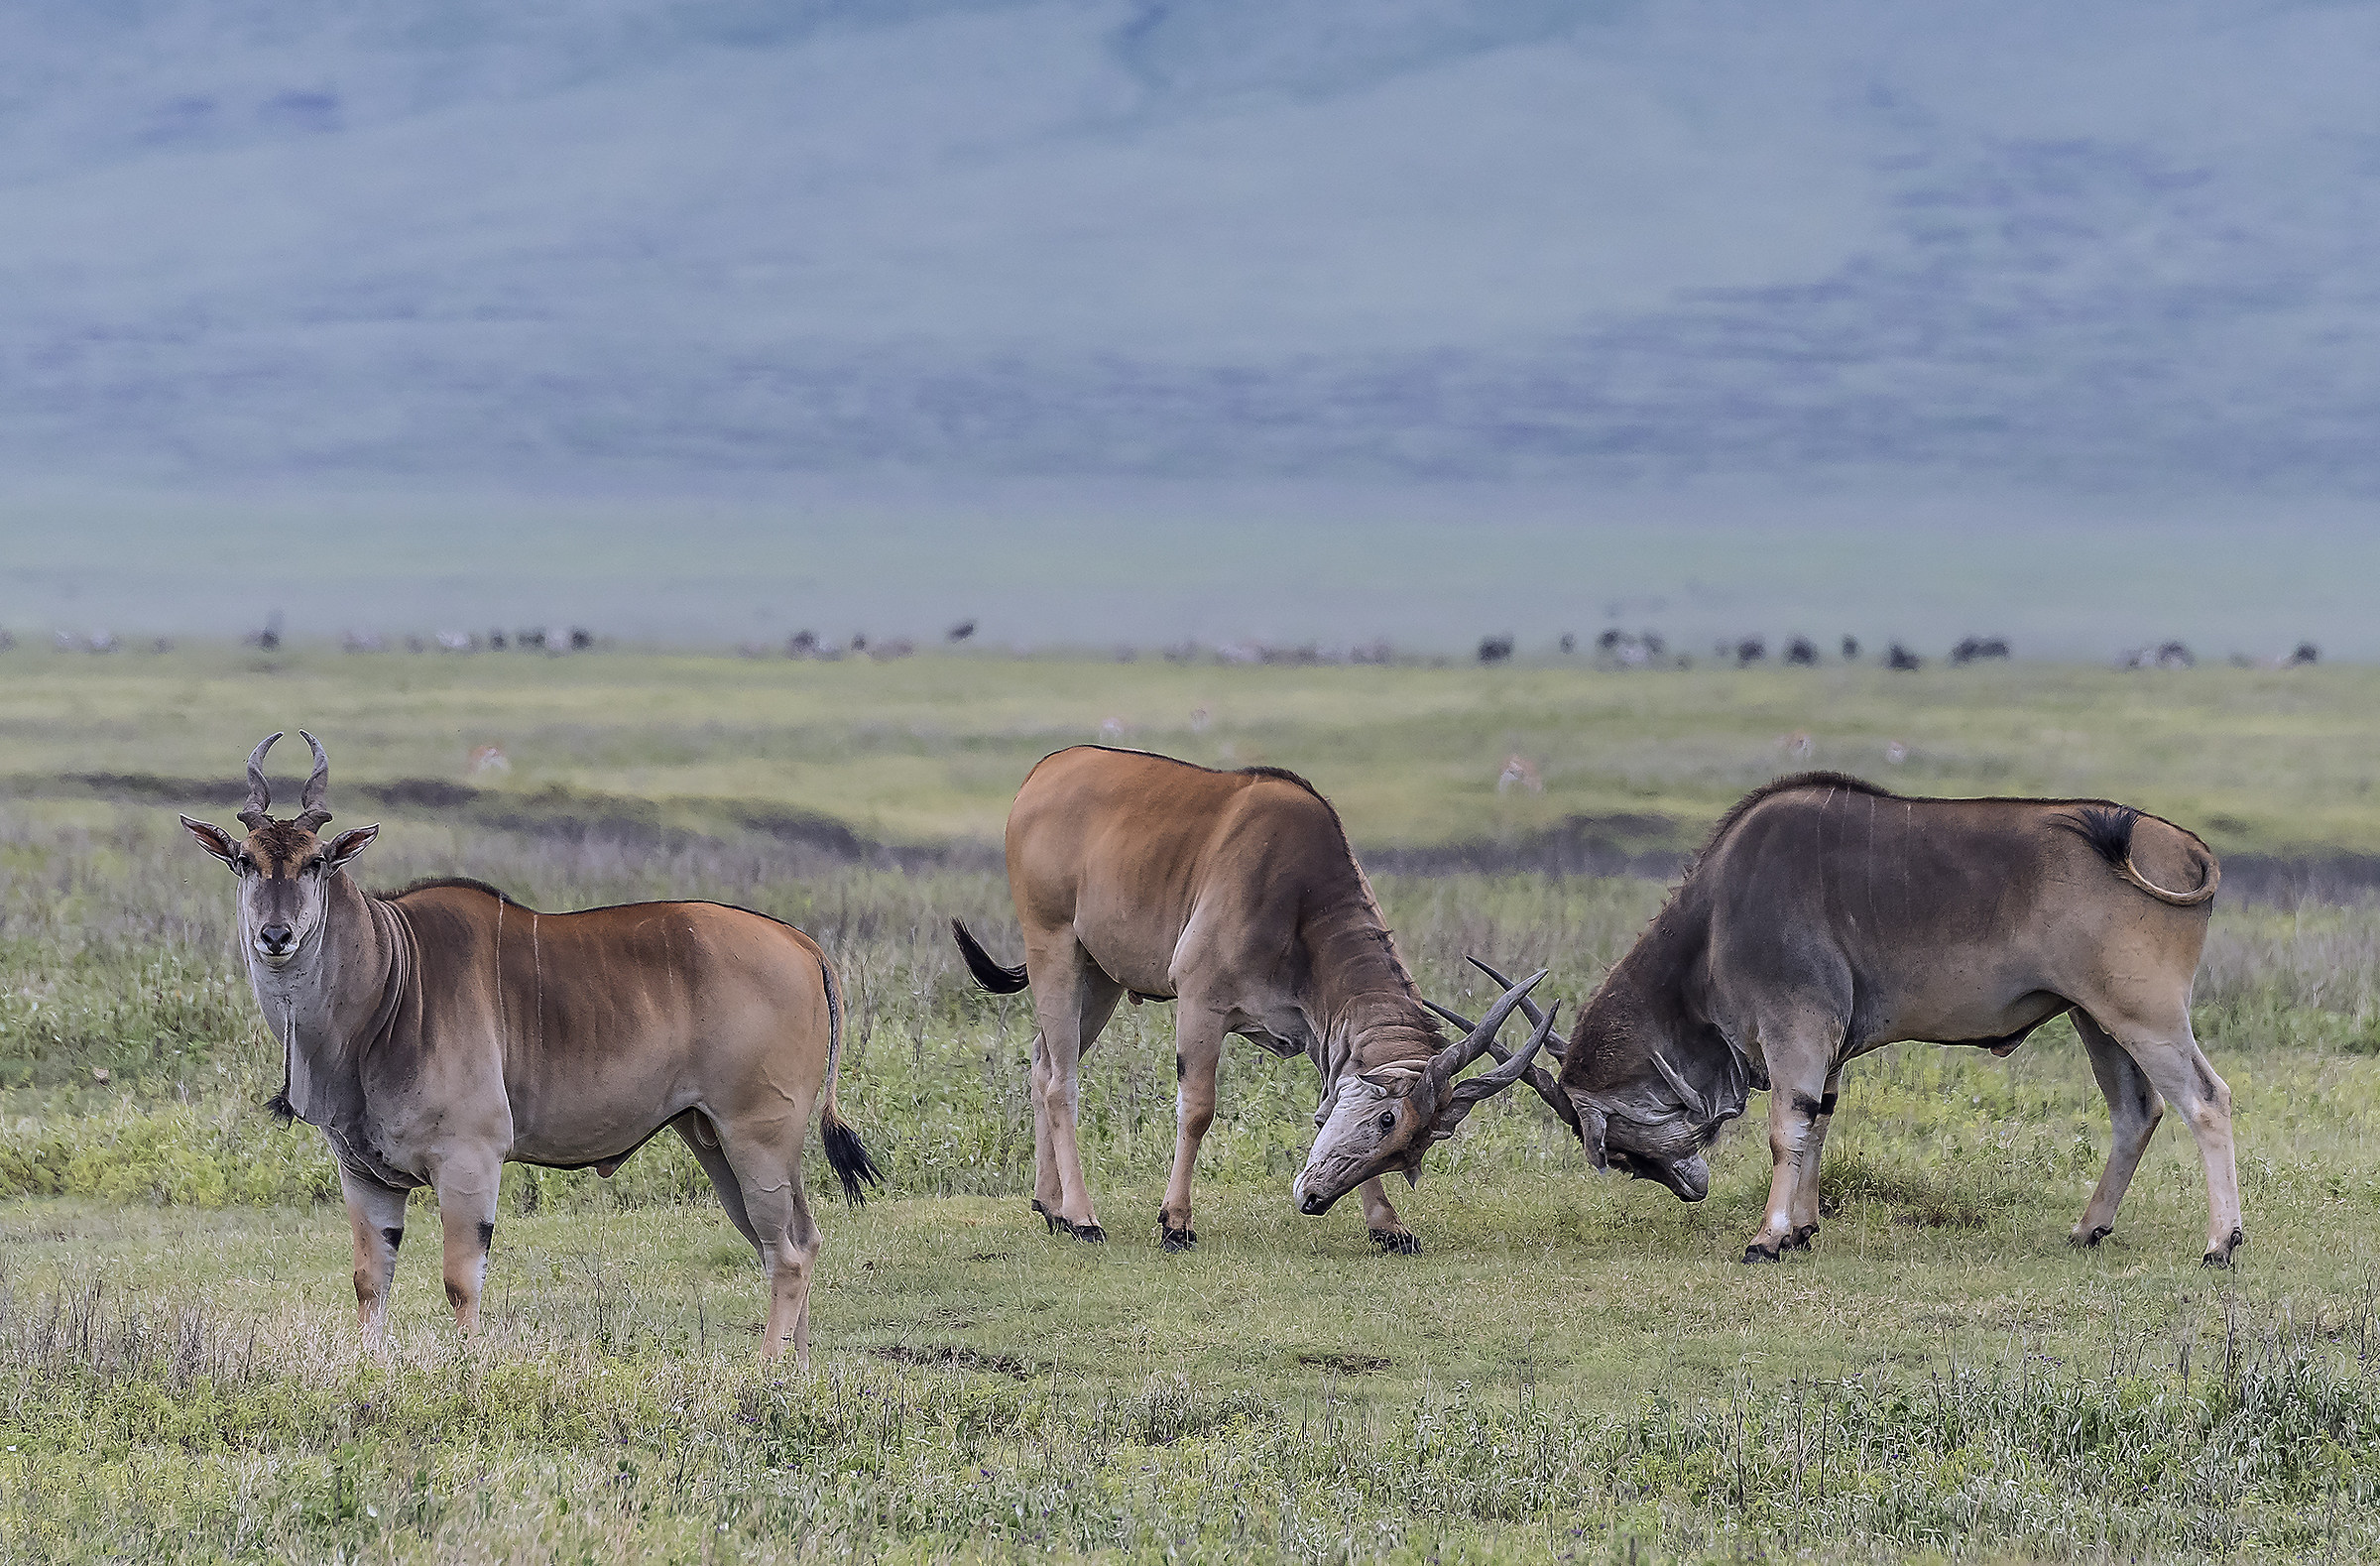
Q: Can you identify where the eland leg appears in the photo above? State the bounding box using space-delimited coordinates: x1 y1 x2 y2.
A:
433 1152 504 1338
2093 1007 2242 1265
340 1166 410 1344
1022 940 1125 1241
1358 1178 1419 1256
1785 1064 1844 1250
1743 1010 1844 1263
1156 1007 1226 1252
1028 1030 1061 1226
2070 1011 2163 1248
714 1115 823 1365
675 1110 762 1251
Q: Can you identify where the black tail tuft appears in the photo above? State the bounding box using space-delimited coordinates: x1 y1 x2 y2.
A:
2055 803 2139 867
265 1092 297 1124
821 1114 885 1206
951 918 1029 993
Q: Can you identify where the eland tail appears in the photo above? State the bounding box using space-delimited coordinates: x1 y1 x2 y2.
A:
951 918 1029 993
2058 804 2220 906
815 957 885 1204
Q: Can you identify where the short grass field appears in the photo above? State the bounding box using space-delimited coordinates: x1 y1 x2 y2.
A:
4 640 2377 856
2 647 2380 1562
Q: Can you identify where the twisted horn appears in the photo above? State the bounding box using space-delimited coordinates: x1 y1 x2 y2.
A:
1466 956 1567 1063
1427 1000 1562 1141
293 730 332 832
1453 1001 1560 1105
236 732 283 828
1421 967 1546 1097
1426 993 1580 1138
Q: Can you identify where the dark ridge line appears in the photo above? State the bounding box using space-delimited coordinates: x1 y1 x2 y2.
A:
9 770 969 871
8 773 2375 900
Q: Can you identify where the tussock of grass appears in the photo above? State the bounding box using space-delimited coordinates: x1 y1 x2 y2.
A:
1819 1153 2016 1233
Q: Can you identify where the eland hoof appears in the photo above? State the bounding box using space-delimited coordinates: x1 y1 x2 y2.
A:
2202 1229 2245 1268
1784 1225 1818 1252
1368 1229 1420 1257
1740 1244 1782 1265
1072 1223 1107 1244
1159 1226 1198 1254
2070 1225 2112 1249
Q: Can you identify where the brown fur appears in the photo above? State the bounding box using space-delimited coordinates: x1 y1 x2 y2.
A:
955 746 1448 1250
185 801 881 1364
246 819 323 870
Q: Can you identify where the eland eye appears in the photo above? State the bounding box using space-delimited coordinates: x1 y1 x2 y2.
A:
1374 1110 1395 1133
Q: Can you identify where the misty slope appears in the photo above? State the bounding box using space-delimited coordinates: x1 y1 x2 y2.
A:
2 0 2377 492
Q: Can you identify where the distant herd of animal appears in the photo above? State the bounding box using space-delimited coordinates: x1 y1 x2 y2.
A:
181 735 2234 1364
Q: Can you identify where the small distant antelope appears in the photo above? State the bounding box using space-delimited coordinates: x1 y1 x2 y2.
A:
182 733 881 1362
1496 755 1543 794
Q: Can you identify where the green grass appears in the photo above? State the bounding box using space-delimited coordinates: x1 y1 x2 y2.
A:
4 655 2380 1560
2 643 2378 854
2 801 2380 1559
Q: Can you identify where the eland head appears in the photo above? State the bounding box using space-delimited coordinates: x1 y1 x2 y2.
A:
179 732 379 970
1292 967 1558 1216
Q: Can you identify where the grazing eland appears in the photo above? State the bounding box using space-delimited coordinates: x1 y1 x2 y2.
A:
1548 773 2240 1265
952 747 1547 1254
181 732 881 1362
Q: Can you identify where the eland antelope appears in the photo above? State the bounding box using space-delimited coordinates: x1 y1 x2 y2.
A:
181 732 881 1361
952 747 1548 1254
1552 773 2239 1265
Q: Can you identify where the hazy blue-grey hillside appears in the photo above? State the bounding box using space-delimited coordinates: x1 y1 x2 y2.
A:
5 0 2378 494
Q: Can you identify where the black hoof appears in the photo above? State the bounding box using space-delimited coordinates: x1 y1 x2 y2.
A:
1741 1245 1781 1265
2071 1226 2112 1249
1160 1226 1198 1253
2203 1230 2244 1268
1073 1223 1107 1244
1784 1225 1817 1252
1368 1229 1421 1256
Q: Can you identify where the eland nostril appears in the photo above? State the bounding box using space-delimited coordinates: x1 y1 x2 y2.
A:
259 923 295 951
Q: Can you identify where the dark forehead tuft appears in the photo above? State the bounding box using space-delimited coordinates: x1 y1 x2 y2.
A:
246 819 319 863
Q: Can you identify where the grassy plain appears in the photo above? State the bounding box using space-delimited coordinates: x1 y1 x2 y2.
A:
1 650 2378 1561
1 641 2376 854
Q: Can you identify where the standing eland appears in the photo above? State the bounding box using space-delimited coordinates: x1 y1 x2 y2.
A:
181 732 881 1362
952 746 1552 1253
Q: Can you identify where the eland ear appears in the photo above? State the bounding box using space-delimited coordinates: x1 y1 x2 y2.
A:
180 816 240 868
323 824 379 872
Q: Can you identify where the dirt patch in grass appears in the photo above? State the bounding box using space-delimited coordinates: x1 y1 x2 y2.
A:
1296 1351 1391 1375
869 1343 1034 1379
